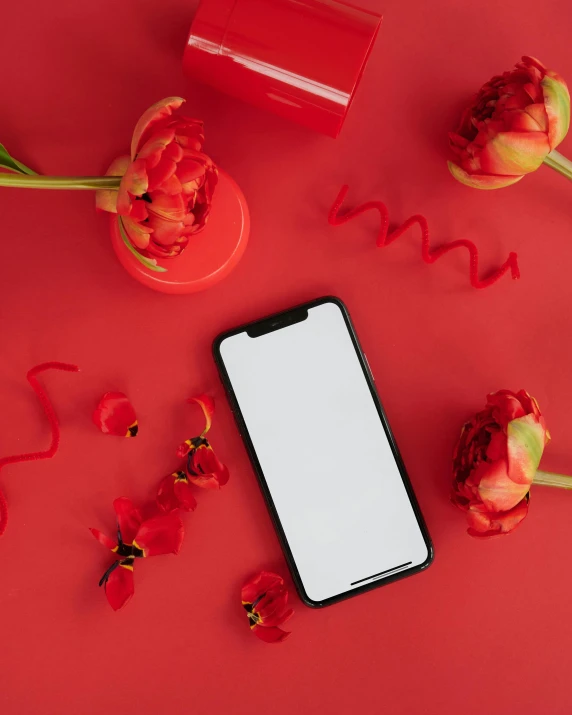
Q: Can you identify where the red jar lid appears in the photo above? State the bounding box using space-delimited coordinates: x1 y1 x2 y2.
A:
183 0 382 138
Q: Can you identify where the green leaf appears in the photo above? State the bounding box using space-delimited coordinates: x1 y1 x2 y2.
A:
0 143 37 175
117 217 167 273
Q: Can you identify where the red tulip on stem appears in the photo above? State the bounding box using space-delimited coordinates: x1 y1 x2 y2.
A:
0 98 218 273
449 56 571 189
452 389 572 537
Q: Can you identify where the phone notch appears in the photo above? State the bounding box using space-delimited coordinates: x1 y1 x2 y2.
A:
247 307 308 338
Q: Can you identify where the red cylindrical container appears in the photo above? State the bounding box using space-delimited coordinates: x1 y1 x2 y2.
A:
183 0 382 138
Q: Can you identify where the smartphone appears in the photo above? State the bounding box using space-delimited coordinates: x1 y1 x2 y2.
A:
213 297 433 607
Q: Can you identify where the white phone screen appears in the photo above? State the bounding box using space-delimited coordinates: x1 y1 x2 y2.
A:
218 300 431 604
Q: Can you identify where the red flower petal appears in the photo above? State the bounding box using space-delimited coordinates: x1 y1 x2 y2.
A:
104 560 135 611
256 592 294 627
242 571 294 641
186 444 229 489
130 97 185 160
157 472 197 512
89 527 117 551
113 497 143 545
156 473 180 513
187 394 215 435
466 497 529 538
242 571 286 604
176 439 194 459
122 215 153 251
93 392 138 437
147 192 187 222
252 624 291 643
95 155 131 214
137 128 177 169
173 477 198 512
134 512 184 557
117 158 148 211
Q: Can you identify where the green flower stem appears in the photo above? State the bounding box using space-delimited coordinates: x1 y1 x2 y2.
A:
533 470 572 489
0 142 38 175
0 174 121 190
543 150 572 182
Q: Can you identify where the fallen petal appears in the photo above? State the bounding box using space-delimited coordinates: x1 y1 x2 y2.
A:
134 512 184 557
89 527 117 551
102 559 135 611
187 444 229 489
113 497 143 545
156 473 180 513
173 478 198 512
93 392 138 437
187 395 215 435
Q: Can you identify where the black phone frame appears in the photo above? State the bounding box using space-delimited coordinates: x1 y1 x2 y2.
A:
213 296 434 608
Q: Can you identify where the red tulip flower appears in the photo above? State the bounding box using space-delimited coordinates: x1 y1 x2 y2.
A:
452 389 572 537
90 497 184 610
0 97 218 274
449 56 571 189
92 392 138 437
157 395 229 511
96 97 218 261
242 571 294 643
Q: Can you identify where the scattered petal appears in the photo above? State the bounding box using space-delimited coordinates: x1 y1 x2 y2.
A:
89 527 117 551
186 442 229 489
91 499 185 610
101 559 135 611
93 392 138 437
134 512 184 557
113 497 143 545
242 571 293 643
188 395 215 436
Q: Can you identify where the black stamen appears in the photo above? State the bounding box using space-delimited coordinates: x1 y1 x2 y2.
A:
98 560 120 587
251 593 266 610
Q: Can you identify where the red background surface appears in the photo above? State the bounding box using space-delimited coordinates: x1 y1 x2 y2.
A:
1 1 571 713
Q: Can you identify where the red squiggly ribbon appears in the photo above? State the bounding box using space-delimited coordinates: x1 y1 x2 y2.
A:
0 362 79 536
328 185 520 289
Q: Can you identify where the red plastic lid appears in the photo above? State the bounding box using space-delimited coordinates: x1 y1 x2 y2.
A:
109 168 249 294
183 0 382 138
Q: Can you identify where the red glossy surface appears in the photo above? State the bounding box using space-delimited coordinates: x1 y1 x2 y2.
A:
110 168 249 293
184 0 382 137
1 1 572 714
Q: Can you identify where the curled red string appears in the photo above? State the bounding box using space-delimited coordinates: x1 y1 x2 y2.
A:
328 185 520 289
0 361 79 536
